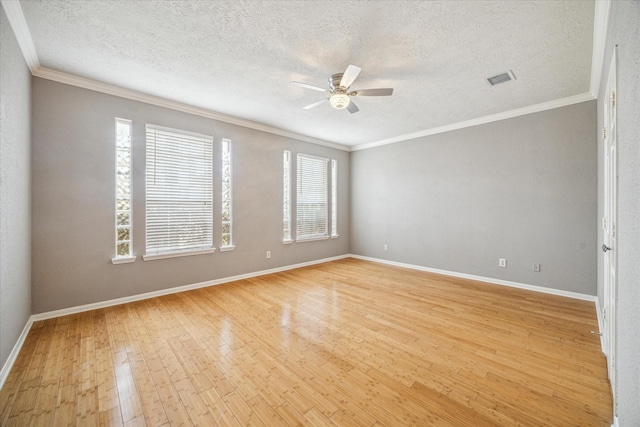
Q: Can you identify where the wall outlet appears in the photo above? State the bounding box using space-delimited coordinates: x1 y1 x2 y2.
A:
384 244 388 251
266 251 271 259
533 263 541 272
499 258 507 268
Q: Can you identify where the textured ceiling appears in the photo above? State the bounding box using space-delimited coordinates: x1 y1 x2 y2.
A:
18 0 595 147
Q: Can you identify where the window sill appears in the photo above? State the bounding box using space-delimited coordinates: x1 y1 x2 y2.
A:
331 234 340 239
111 256 137 264
282 239 294 245
219 245 235 252
296 235 329 243
143 248 216 261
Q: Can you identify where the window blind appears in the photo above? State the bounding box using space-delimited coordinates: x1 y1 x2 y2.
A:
145 125 213 255
296 154 328 240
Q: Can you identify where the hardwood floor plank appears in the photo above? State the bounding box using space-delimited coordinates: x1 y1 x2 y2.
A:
0 259 612 426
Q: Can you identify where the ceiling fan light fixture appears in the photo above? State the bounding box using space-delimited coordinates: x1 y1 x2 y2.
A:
293 65 393 113
329 91 350 109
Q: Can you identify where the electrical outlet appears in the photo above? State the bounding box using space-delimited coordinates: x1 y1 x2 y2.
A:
499 258 507 268
266 251 271 259
533 263 541 272
384 244 388 251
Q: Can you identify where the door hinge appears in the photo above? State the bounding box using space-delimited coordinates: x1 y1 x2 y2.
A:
602 126 607 140
603 307 607 321
610 91 616 108
602 217 607 231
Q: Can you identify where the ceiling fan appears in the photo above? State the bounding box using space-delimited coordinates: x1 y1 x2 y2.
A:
291 65 393 114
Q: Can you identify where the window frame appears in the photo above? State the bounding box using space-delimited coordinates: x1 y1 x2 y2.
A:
283 150 293 244
220 138 234 251
112 118 136 264
331 159 339 238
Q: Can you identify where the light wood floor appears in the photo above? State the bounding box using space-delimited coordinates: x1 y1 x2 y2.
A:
1 258 612 426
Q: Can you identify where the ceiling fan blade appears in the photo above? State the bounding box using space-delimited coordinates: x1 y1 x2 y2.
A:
291 81 329 93
351 88 394 96
340 65 361 88
302 98 328 109
346 100 359 114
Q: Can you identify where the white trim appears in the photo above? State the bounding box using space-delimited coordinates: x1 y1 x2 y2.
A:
595 296 606 353
296 236 330 243
0 317 33 390
0 0 40 72
3 253 599 392
349 254 597 302
351 93 595 151
31 67 349 152
4 255 352 386
111 256 137 264
282 239 294 245
29 65 600 154
28 65 602 154
31 254 351 321
114 118 134 260
590 0 612 97
611 416 619 427
219 246 235 252
143 248 216 261
2 0 609 154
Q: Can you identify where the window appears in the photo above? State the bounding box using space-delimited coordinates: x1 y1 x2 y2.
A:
296 154 329 241
283 150 292 243
331 159 338 238
112 118 135 264
144 125 214 260
220 139 233 250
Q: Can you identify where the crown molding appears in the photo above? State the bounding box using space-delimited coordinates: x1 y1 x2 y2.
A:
589 0 611 97
33 67 350 151
1 0 347 151
351 92 596 151
1 0 40 72
4 0 606 154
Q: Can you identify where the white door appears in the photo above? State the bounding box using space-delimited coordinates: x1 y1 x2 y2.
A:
602 49 617 401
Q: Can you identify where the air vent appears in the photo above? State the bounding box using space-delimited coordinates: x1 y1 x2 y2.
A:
486 70 516 86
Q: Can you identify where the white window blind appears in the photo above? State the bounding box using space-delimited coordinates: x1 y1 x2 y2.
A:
296 154 328 240
283 150 292 242
145 125 213 256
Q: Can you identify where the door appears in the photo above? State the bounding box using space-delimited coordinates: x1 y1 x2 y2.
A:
602 48 617 400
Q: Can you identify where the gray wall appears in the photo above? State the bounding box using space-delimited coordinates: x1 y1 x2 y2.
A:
597 1 640 424
0 8 32 370
31 78 349 313
351 101 597 295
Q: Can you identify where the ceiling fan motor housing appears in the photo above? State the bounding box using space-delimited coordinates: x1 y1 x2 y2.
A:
329 73 345 90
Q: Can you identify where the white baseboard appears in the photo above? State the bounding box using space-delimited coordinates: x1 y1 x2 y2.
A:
31 254 351 322
349 254 597 302
2 252 598 392
0 254 350 391
0 317 34 390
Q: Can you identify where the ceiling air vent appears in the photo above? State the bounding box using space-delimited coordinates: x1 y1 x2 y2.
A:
486 70 516 86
